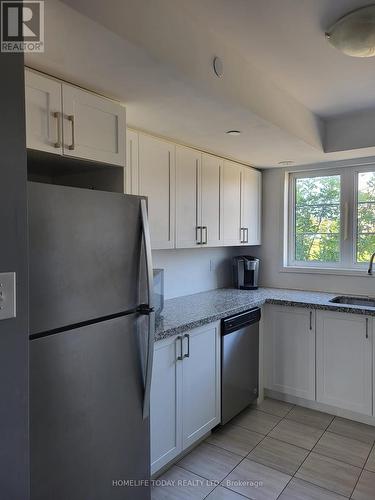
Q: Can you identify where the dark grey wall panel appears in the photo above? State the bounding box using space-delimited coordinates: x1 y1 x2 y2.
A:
0 53 29 499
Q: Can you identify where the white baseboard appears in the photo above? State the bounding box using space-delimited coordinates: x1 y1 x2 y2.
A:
264 389 375 427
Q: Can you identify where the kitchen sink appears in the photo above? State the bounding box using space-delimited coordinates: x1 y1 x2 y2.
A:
330 296 375 307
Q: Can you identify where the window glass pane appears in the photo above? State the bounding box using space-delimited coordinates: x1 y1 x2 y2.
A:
294 175 340 263
357 172 375 262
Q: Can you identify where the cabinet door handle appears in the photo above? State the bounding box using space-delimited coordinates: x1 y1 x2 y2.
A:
183 334 190 358
244 227 249 244
196 226 202 245
176 336 183 361
366 318 369 339
309 311 313 331
202 226 208 245
53 111 61 148
240 227 244 243
67 114 75 150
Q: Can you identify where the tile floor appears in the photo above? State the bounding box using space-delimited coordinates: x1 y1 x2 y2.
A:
151 398 375 500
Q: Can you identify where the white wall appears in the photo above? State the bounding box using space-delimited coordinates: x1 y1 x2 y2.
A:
252 161 375 296
153 247 250 299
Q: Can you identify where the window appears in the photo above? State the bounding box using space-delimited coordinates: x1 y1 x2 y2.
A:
356 171 375 263
287 165 375 271
295 175 341 263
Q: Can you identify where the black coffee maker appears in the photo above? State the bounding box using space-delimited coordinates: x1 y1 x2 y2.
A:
233 256 260 290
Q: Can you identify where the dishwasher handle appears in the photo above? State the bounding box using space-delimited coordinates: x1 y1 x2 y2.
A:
222 307 261 335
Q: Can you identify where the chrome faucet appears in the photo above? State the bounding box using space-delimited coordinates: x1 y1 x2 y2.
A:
368 252 375 275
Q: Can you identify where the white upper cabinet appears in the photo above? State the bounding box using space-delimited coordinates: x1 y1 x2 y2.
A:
223 161 242 246
138 134 175 250
62 85 126 166
25 69 62 154
316 311 372 416
201 154 223 247
25 68 126 166
241 167 262 245
175 146 201 248
264 305 316 400
124 129 139 195
125 130 261 250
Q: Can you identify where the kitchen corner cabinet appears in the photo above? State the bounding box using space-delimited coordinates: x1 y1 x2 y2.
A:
25 68 126 166
264 305 316 400
150 323 220 474
138 134 175 250
316 311 372 416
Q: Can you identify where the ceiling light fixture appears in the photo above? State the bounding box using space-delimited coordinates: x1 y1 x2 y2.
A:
278 160 294 166
325 5 375 57
226 130 241 136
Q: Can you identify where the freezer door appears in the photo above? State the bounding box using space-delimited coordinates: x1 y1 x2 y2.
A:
28 182 143 334
30 315 150 500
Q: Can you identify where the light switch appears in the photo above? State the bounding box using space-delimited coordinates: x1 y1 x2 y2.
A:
0 272 16 320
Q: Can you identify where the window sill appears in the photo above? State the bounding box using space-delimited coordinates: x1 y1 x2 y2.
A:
280 266 372 277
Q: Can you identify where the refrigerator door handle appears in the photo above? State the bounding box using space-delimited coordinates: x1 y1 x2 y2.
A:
140 199 155 420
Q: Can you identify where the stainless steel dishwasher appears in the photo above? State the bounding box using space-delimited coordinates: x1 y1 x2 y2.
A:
221 307 261 424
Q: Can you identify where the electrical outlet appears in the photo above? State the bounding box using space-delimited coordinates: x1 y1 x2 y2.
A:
0 272 16 320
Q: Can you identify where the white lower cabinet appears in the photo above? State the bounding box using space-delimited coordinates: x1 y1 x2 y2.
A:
316 311 373 416
264 305 316 400
182 325 221 449
150 335 182 474
150 323 220 474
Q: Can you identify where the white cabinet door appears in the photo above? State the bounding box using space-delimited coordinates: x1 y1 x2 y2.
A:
241 167 262 246
264 306 316 400
201 154 222 247
182 324 220 449
316 311 372 416
62 85 126 166
25 69 62 154
124 129 139 194
223 161 242 246
138 134 175 249
176 146 201 248
150 335 182 474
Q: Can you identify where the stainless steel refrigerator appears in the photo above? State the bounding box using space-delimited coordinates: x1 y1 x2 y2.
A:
28 182 154 500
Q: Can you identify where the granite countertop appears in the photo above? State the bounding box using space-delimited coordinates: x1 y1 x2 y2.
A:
155 287 375 341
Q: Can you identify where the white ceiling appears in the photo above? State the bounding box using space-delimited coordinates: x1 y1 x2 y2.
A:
26 0 375 168
181 0 375 117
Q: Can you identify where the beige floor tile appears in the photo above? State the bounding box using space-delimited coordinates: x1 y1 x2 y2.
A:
278 478 348 500
222 458 291 500
352 470 375 500
314 431 372 468
328 417 375 445
254 398 294 418
247 436 309 475
206 424 263 457
268 418 324 450
295 452 361 497
206 486 248 499
364 444 375 472
151 465 215 500
232 409 281 435
178 443 242 481
286 406 334 430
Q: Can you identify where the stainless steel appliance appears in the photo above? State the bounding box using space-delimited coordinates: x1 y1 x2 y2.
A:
221 308 261 425
233 256 260 290
153 268 164 322
28 182 154 500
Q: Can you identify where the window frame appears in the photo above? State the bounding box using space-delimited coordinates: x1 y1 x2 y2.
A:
286 164 375 271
